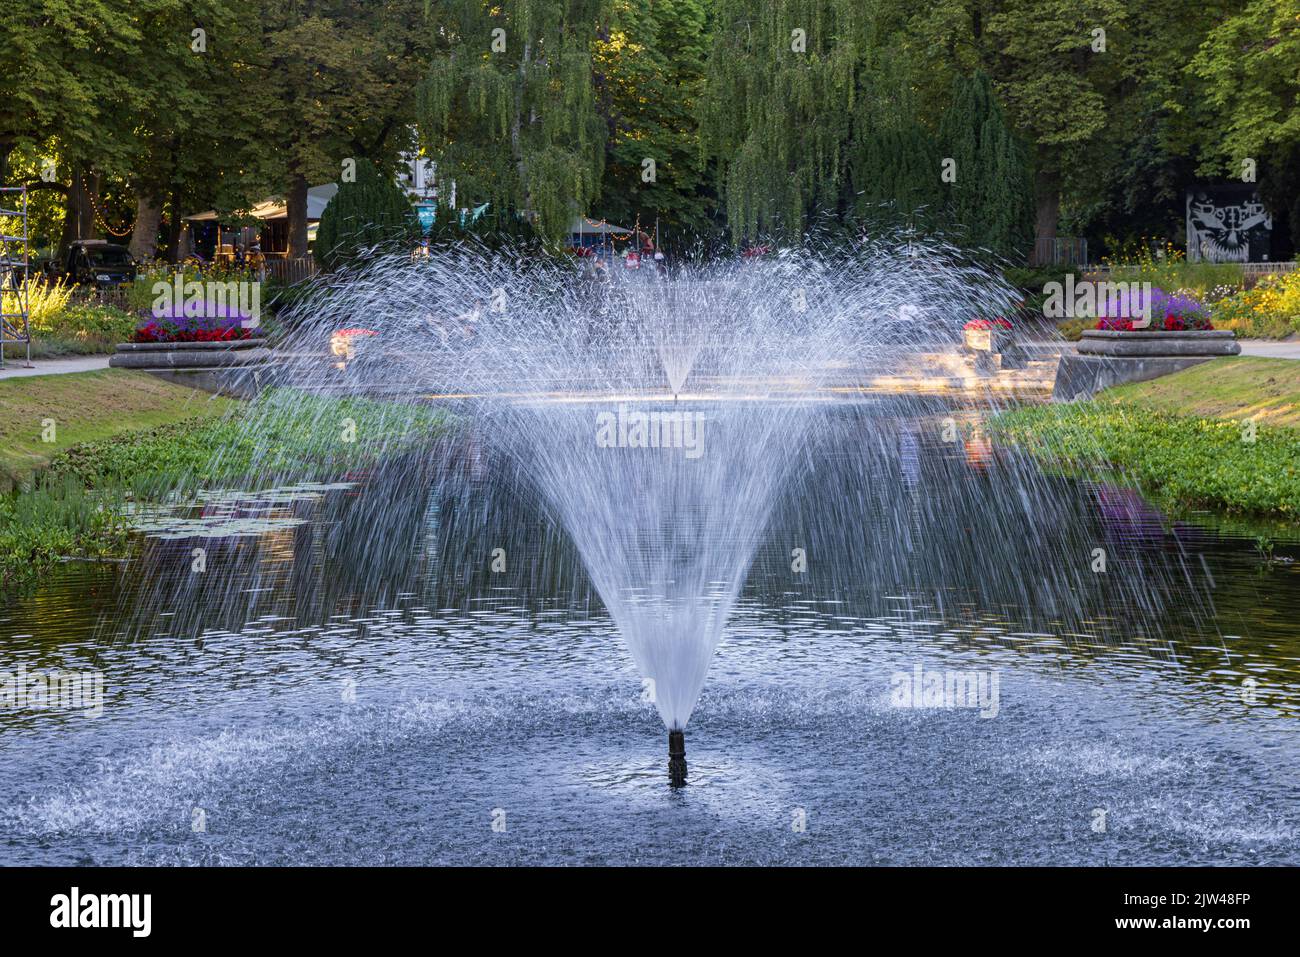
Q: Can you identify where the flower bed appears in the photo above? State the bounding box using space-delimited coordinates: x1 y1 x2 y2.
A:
1096 287 1214 332
963 318 1012 332
1210 271 1300 339
132 316 262 344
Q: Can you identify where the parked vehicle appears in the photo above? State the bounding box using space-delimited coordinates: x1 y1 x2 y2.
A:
43 240 137 288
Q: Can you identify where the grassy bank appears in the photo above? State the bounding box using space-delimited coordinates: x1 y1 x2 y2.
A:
0 370 233 487
989 358 1300 518
1100 356 1300 427
1 372 448 598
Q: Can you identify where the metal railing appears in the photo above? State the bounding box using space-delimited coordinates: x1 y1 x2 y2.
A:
1080 261 1295 285
1032 236 1088 266
259 257 318 284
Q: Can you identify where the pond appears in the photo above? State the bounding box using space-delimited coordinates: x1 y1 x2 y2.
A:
1 403 1297 865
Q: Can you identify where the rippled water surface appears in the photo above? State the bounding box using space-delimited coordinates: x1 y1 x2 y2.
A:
2 409 1297 865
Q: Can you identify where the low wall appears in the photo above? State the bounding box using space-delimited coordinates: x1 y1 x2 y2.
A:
1053 354 1214 402
109 339 273 398
1054 330 1241 401
140 366 270 399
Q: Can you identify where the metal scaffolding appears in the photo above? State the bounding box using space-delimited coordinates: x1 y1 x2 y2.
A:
1 185 33 369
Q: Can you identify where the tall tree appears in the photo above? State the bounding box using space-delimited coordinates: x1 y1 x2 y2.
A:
239 0 432 258
1190 0 1300 170
0 0 151 249
591 0 715 242
121 0 266 260
419 0 609 243
906 0 1132 260
936 72 1034 260
315 157 418 269
701 0 871 242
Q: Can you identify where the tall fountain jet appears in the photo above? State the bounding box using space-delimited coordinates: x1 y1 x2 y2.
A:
265 239 1018 785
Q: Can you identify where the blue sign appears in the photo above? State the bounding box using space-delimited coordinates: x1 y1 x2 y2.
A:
416 204 437 234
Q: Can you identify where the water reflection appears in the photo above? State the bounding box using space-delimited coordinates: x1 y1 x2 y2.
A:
1 405 1297 865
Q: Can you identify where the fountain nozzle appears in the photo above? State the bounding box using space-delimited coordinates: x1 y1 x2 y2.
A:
667 729 687 787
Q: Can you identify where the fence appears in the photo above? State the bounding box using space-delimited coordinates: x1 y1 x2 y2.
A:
259 257 318 285
1032 236 1088 267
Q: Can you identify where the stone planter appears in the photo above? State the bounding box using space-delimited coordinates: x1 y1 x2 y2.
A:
108 339 273 398
963 326 1011 353
1055 330 1241 402
1076 329 1241 358
109 338 272 369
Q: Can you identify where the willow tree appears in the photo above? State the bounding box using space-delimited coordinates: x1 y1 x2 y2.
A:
701 0 872 242
419 0 608 243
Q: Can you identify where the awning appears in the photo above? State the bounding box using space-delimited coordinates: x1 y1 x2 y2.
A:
184 183 340 223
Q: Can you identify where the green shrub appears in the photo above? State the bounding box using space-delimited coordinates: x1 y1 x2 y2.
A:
1100 242 1246 298
989 403 1300 516
1055 317 1090 341
315 159 419 271
24 302 138 354
0 477 130 595
1 277 74 329
1210 271 1300 339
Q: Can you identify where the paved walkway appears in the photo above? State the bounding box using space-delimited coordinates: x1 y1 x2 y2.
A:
1237 340 1300 359
1 337 1296 384
0 355 111 380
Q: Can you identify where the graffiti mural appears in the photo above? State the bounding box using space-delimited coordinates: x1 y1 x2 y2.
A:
1186 185 1273 262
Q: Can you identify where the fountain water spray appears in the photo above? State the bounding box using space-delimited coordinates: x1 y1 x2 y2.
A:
228 237 1021 782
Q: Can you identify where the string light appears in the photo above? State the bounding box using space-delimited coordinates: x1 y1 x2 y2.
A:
80 173 135 238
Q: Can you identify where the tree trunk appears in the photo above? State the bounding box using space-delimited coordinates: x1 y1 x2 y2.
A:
162 187 186 262
59 168 98 253
129 193 164 261
511 42 533 222
287 172 309 259
1032 166 1060 266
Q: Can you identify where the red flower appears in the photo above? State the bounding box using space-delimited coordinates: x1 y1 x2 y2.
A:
964 317 1013 331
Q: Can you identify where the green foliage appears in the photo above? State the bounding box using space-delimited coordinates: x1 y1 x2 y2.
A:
48 388 449 490
851 121 943 234
702 0 867 242
0 278 137 355
936 73 1035 260
1 387 450 598
424 205 542 250
1190 0 1300 175
315 159 419 270
418 0 608 242
35 302 138 351
591 0 716 242
990 402 1300 517
2 278 73 329
0 478 131 596
1210 270 1300 339
701 8 1033 254
6 0 1300 265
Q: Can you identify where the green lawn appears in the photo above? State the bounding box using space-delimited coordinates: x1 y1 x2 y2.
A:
1 371 449 599
0 369 233 488
1099 357 1300 429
